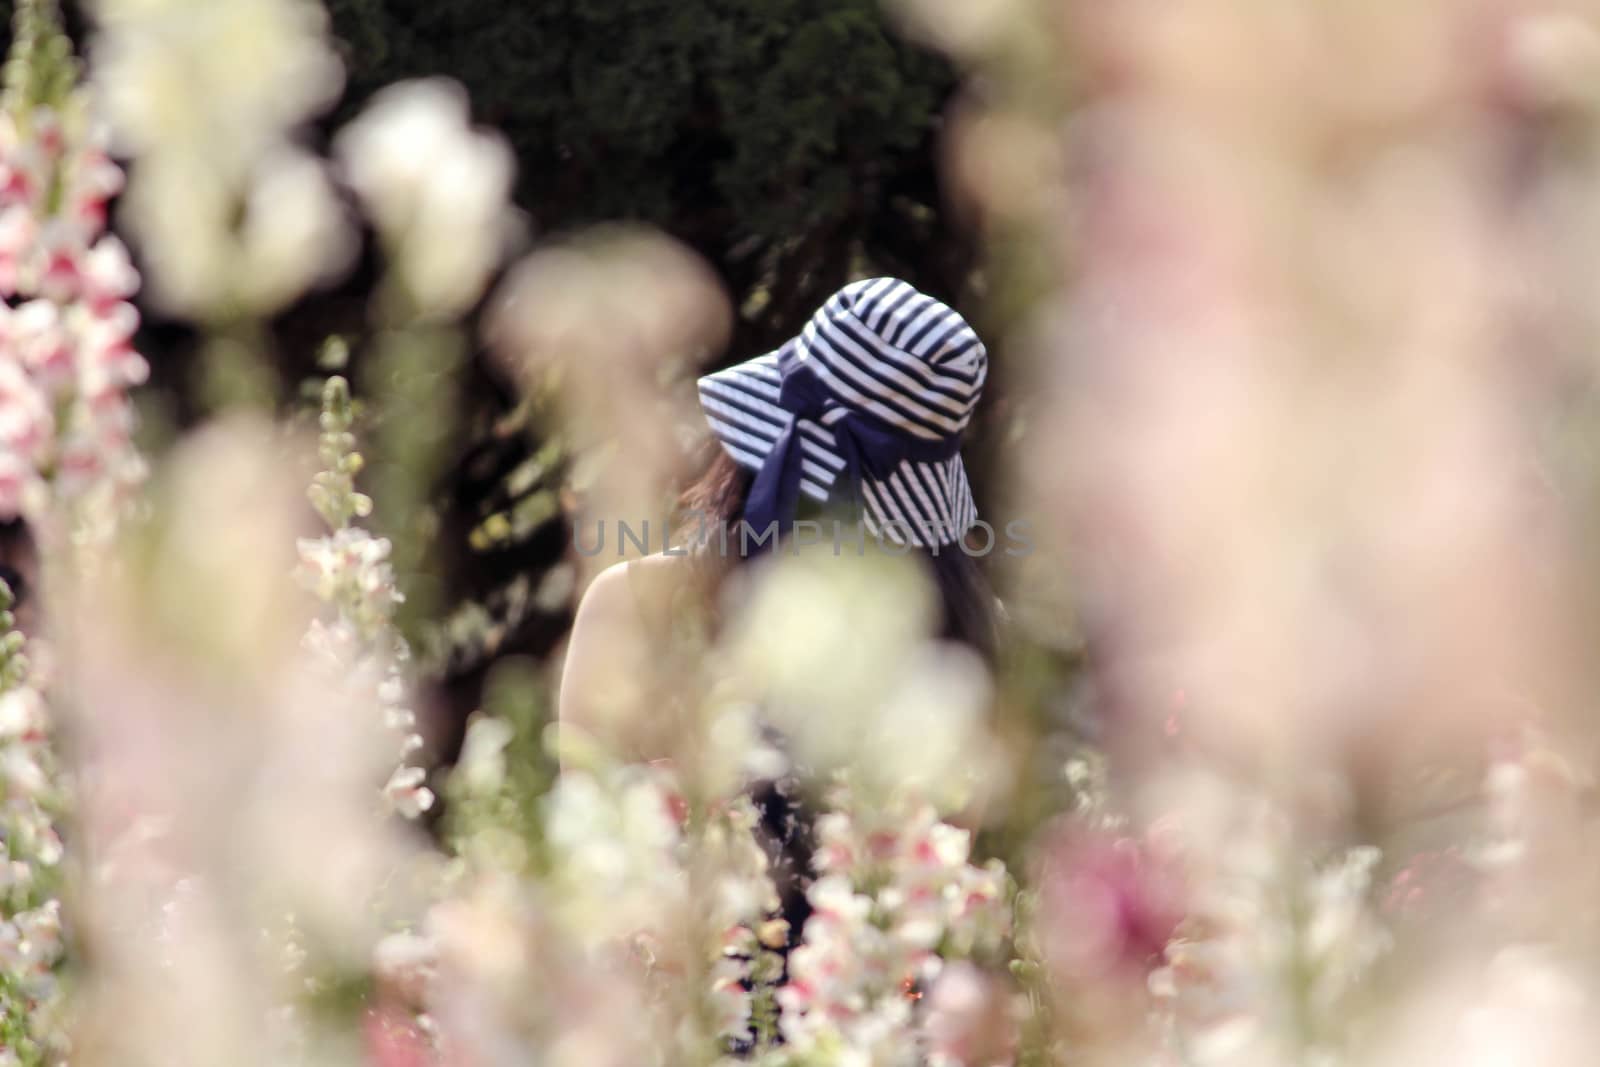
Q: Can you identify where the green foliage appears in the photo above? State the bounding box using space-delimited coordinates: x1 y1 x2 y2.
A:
0 581 25 692
360 324 466 632
3 0 69 116
309 371 375 531
442 655 556 864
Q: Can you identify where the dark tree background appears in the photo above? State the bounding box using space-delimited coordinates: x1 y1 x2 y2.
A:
323 0 971 352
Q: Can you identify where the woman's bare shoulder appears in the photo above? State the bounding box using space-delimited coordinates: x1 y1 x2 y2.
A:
559 554 695 755
571 558 636 625
558 561 643 746
567 553 694 648
624 548 697 587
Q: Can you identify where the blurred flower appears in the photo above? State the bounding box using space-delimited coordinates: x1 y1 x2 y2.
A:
384 764 435 821
923 961 1019 1067
296 527 405 637
1032 822 1184 986
87 0 353 316
373 930 437 1009
779 784 1012 1065
429 756 784 1064
0 359 52 515
883 0 1027 61
1143 796 1389 1065
237 145 356 313
364 1001 434 1067
452 712 514 797
486 227 730 573
334 78 517 319
297 376 433 820
0 579 67 1065
1373 946 1600 1067
542 764 687 942
88 0 342 162
0 23 148 531
726 551 1005 813
59 418 427 1066
430 869 660 1067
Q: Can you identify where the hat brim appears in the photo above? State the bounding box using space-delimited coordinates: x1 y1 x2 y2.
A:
696 349 978 548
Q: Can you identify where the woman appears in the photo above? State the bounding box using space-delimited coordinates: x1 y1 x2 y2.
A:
559 275 997 757
558 275 999 940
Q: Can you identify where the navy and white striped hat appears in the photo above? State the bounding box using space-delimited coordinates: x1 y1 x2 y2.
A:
697 277 987 548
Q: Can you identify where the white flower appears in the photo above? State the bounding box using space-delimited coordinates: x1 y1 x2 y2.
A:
295 528 404 634
779 790 1012 1064
0 360 53 461
1151 796 1389 1063
726 553 1001 813
80 234 140 307
90 0 344 162
238 145 355 313
0 689 46 740
0 48 148 529
333 77 517 317
710 955 755 1040
88 0 350 317
384 764 435 820
374 930 437 1005
0 205 37 294
543 767 689 941
13 300 72 390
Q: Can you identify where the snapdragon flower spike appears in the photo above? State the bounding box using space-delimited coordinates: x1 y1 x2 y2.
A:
698 793 787 1047
779 785 1013 1065
295 527 406 640
528 761 789 1053
0 580 68 1064
0 8 148 530
297 375 432 820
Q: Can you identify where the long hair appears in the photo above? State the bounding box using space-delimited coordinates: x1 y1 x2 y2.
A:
675 447 1000 663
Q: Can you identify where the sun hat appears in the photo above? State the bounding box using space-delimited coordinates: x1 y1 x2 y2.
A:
696 277 987 548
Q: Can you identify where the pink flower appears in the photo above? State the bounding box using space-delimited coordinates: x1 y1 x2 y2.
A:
1033 822 1185 983
923 962 1018 1067
13 301 71 391
0 453 40 519
67 149 123 230
0 206 36 296
0 161 34 205
31 110 64 161
0 361 53 459
81 237 138 310
362 1001 435 1067
0 86 146 526
38 247 79 304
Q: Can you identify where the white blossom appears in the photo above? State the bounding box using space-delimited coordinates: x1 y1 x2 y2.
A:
87 0 352 315
779 786 1012 1065
334 77 517 318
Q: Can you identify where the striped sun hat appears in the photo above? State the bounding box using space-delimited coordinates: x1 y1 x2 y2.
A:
696 277 987 548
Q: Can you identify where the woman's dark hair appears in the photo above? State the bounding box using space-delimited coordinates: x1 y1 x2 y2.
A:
675 448 999 663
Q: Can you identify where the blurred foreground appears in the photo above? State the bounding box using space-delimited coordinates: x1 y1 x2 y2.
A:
5 0 1600 1065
